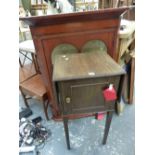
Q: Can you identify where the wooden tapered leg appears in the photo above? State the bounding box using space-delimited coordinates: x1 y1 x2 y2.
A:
43 100 49 120
63 117 70 150
102 111 113 145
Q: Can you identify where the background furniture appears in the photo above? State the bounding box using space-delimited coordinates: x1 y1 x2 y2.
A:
19 47 50 120
31 0 48 16
71 0 134 10
117 7 135 104
99 0 134 9
53 51 125 149
19 41 37 83
122 51 135 104
74 0 99 11
20 7 130 120
117 19 135 64
21 0 48 16
19 5 32 42
21 0 31 13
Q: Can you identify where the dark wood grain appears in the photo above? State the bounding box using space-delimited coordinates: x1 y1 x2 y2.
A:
58 77 119 115
53 51 125 81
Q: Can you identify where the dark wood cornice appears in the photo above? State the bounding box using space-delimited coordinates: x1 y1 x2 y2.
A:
19 7 129 27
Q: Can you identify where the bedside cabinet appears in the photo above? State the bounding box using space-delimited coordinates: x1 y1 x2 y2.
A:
53 51 125 149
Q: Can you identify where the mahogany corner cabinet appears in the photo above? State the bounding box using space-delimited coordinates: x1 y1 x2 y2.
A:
20 7 129 119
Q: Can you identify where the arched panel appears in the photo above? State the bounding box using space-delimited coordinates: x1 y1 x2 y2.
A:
51 43 78 64
81 40 107 53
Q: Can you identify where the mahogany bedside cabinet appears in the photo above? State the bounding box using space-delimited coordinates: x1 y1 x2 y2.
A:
53 51 125 149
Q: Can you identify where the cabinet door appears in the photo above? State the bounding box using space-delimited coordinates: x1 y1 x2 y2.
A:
59 76 120 115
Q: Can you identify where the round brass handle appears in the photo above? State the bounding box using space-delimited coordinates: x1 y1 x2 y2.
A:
65 97 71 104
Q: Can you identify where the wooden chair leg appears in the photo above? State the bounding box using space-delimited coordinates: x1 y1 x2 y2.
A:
43 100 49 120
31 53 39 73
129 57 135 104
102 111 113 145
63 117 70 150
19 87 29 108
19 58 23 67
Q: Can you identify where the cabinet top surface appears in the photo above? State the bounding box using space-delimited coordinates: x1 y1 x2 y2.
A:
53 51 125 81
